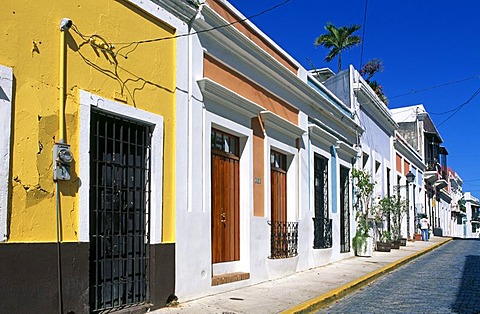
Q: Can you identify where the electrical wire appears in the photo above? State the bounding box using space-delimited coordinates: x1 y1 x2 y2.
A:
116 0 291 47
70 0 292 59
462 178 480 183
359 0 368 69
390 74 480 100
436 86 480 127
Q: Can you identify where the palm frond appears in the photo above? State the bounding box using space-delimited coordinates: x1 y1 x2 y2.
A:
325 47 340 62
314 22 361 70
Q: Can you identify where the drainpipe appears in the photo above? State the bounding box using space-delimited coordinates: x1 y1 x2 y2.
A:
56 18 72 314
59 19 71 143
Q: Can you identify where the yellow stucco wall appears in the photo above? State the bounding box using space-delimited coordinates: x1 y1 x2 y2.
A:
1 1 176 242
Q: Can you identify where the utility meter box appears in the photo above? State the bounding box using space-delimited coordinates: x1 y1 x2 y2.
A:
53 143 73 181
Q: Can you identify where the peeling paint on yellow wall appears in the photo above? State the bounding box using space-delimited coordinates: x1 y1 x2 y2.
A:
2 1 176 242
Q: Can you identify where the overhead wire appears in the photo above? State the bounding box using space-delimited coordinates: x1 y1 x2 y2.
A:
436 86 480 127
69 0 293 105
390 74 480 100
69 0 292 59
359 0 368 69
462 178 480 183
111 0 292 58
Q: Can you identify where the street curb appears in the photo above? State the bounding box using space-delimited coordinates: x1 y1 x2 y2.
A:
281 238 453 314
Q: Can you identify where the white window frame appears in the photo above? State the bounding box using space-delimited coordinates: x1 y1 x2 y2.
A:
0 65 13 242
78 90 164 244
310 147 331 216
266 137 299 223
205 111 253 275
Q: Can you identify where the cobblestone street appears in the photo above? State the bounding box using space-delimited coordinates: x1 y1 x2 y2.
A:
319 239 480 314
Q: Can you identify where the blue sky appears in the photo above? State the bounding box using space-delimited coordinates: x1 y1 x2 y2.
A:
228 0 480 195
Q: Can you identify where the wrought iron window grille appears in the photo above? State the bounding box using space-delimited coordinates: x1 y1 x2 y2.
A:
267 221 299 259
313 217 333 249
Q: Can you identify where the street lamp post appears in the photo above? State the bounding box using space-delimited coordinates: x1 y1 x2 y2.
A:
406 171 416 239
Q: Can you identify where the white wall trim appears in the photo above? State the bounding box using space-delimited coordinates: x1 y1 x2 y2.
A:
310 145 331 217
204 110 253 275
260 111 305 140
198 78 265 118
265 137 299 222
0 65 13 242
79 90 164 244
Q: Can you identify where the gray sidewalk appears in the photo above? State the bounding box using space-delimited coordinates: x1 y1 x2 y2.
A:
152 237 451 314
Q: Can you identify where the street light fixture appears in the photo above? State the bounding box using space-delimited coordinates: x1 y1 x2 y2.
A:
406 171 415 239
406 171 415 184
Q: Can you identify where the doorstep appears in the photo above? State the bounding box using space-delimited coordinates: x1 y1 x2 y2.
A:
212 272 250 286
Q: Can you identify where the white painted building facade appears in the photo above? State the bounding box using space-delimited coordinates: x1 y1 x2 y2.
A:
323 66 397 209
463 192 480 238
390 105 450 237
160 0 363 301
393 133 425 239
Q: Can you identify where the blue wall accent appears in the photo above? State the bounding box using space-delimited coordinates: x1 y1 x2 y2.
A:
307 77 353 118
331 145 338 214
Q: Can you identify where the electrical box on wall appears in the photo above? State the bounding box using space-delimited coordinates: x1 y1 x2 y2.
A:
53 143 73 181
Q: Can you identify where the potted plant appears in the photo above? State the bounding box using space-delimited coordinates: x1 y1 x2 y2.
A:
352 214 372 256
373 197 392 252
385 195 408 248
352 169 376 257
376 230 392 252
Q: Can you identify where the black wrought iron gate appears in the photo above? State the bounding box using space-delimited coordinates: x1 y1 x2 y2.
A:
89 109 151 312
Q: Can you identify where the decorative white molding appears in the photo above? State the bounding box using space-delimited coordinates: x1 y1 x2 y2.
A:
196 6 360 138
434 179 448 190
335 140 358 158
0 64 13 242
260 111 305 140
352 72 398 133
132 0 197 25
308 124 338 146
79 91 164 244
424 171 439 184
197 78 265 118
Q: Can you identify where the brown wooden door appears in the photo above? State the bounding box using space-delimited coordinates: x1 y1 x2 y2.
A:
271 169 287 222
270 151 287 258
211 152 240 264
271 151 287 223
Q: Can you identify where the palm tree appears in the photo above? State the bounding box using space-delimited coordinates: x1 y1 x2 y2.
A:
314 22 361 73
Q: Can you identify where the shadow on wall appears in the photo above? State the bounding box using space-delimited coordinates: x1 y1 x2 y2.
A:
452 250 480 313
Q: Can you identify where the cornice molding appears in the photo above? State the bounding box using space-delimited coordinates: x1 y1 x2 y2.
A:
150 0 198 23
196 6 361 138
260 111 305 140
308 124 338 146
335 140 358 158
353 75 398 133
197 78 265 118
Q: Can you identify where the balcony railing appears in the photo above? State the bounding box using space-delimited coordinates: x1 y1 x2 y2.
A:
473 212 479 222
268 221 299 259
313 217 332 249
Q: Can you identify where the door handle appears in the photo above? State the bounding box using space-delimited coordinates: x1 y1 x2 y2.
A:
221 212 226 223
